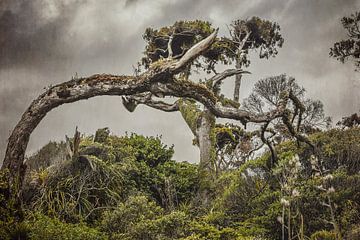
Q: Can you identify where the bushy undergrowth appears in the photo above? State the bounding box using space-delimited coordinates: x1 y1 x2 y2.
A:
1 127 359 239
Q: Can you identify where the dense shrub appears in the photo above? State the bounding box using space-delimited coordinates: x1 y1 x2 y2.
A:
310 230 337 240
100 195 190 240
26 213 107 240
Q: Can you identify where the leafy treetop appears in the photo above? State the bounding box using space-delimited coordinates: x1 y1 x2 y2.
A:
141 17 284 75
330 11 360 71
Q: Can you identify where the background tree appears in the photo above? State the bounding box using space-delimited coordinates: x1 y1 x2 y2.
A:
225 17 284 102
242 74 330 150
336 112 360 128
214 75 331 170
330 11 360 71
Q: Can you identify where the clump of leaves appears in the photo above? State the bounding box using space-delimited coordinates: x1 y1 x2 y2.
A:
330 11 360 71
25 213 107 240
100 195 190 240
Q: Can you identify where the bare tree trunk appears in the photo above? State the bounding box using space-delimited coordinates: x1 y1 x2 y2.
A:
197 110 216 177
233 59 242 102
178 101 216 178
196 110 216 204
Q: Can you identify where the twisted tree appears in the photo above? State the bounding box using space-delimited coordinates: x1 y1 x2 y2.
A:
123 19 284 179
2 22 312 214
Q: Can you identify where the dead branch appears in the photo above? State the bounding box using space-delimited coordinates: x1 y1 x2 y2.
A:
122 93 180 112
210 69 251 91
173 29 218 70
260 121 277 164
167 34 174 58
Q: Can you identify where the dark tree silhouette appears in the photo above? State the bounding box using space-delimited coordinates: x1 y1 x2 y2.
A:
330 12 360 71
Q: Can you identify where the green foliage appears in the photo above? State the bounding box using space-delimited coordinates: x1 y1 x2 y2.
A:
208 127 360 239
310 230 337 240
156 160 199 207
106 133 197 208
22 130 197 223
0 168 26 239
94 127 110 143
108 133 174 167
6 127 358 239
100 195 189 240
142 20 214 69
26 213 107 240
310 127 360 174
26 141 67 171
141 17 283 77
225 16 284 67
346 224 360 239
0 221 30 240
211 166 281 239
27 154 126 223
330 11 360 71
187 220 240 240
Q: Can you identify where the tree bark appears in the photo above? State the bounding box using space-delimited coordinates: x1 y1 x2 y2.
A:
233 59 242 102
197 110 216 175
178 101 216 204
177 100 216 178
196 109 216 205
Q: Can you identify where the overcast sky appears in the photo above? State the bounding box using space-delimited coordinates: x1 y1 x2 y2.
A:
0 0 359 164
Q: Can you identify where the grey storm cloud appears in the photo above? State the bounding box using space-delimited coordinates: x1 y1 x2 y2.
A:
0 0 84 69
0 0 359 165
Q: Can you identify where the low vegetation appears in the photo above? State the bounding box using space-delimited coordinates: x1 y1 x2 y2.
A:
1 127 359 239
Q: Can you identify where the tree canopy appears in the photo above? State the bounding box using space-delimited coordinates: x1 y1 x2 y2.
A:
141 18 283 75
330 11 360 71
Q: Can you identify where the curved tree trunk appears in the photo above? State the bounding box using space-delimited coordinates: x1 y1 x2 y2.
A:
1 30 219 211
2 74 155 202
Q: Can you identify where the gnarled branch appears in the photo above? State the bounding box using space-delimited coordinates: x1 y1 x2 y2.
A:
1 30 219 204
211 69 251 91
122 93 180 112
